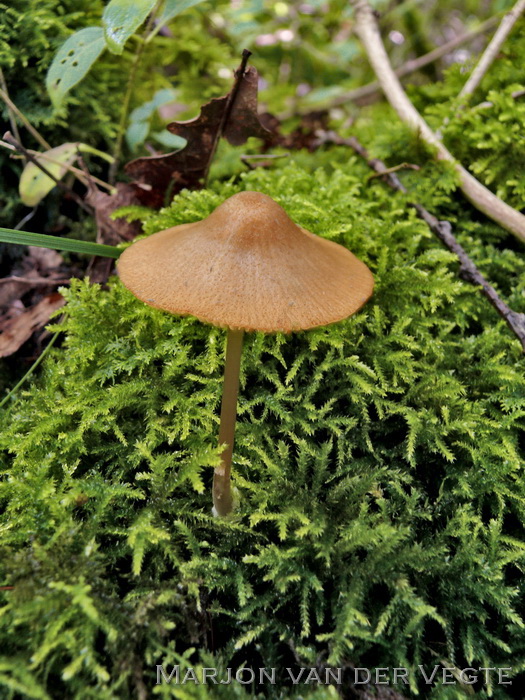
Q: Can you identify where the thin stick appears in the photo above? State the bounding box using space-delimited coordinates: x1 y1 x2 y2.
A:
0 87 51 150
0 328 61 410
459 0 525 101
475 87 525 111
203 49 252 186
3 132 93 215
0 140 113 192
278 15 499 118
437 0 525 137
109 39 147 184
0 69 22 147
327 131 525 351
349 0 525 243
213 328 244 516
0 276 70 285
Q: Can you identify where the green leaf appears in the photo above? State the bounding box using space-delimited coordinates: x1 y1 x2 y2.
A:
19 143 78 207
46 28 106 108
19 143 114 207
151 130 186 150
102 0 157 54
125 122 150 152
157 0 207 26
0 228 121 259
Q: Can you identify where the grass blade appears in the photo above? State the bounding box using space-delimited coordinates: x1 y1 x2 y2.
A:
0 227 121 258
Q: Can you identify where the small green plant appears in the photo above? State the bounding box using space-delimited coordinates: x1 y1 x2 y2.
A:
45 0 206 108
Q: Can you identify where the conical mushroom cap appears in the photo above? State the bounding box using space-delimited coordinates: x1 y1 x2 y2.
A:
117 191 374 332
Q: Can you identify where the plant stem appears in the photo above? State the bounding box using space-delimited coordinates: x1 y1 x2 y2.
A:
0 329 60 410
213 328 244 516
436 0 525 137
109 0 163 183
108 39 146 184
0 82 51 150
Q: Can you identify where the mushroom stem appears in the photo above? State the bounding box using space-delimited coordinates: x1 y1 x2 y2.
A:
213 328 244 516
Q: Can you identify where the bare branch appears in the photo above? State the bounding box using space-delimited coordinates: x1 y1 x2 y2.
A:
328 15 499 109
349 0 525 243
437 0 525 137
0 139 114 192
319 130 525 352
0 87 51 151
3 132 93 216
458 0 525 101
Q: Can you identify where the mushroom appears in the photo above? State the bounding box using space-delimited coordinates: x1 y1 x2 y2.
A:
117 191 374 516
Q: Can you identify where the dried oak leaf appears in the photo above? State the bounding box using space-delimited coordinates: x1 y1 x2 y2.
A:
259 110 331 152
125 66 270 207
0 247 65 310
85 182 146 245
0 292 65 358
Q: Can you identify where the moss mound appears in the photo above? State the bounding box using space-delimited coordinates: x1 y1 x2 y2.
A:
1 155 525 699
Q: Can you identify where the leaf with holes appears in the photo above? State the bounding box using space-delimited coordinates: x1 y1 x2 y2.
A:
46 27 106 108
103 0 157 54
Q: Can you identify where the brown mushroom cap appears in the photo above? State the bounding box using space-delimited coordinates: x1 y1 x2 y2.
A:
117 191 374 332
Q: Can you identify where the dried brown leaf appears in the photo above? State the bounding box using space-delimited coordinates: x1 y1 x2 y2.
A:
0 292 65 357
260 110 330 151
125 66 270 206
85 182 145 244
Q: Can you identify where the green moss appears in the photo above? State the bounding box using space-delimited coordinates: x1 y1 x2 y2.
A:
1 153 524 698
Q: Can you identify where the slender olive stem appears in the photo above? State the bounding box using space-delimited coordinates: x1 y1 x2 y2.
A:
213 328 244 516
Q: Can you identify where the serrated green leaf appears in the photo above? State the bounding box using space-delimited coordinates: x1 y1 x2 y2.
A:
102 0 157 54
46 28 106 108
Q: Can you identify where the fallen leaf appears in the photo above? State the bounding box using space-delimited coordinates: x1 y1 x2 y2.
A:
0 247 65 310
85 182 145 244
260 110 330 151
125 65 271 207
18 142 111 207
0 293 65 358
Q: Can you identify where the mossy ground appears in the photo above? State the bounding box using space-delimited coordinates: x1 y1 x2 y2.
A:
1 138 525 699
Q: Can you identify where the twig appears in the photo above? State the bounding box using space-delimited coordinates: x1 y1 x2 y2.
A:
349 0 525 243
0 326 61 410
475 87 525 111
0 69 22 147
367 162 419 180
14 208 37 231
322 130 525 352
0 276 71 286
3 132 93 216
203 49 252 186
0 139 113 192
437 0 525 137
458 0 525 101
278 15 499 118
0 87 51 150
240 152 289 170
